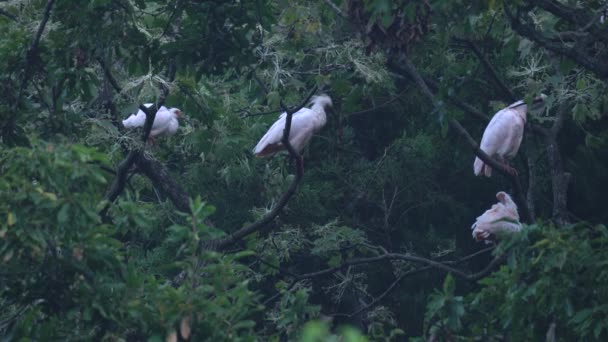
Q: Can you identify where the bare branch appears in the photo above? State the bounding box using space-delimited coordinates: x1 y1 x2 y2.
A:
135 153 191 213
344 88 409 117
97 57 122 94
99 58 175 218
202 86 318 251
296 248 498 283
451 37 517 102
3 0 56 139
336 246 496 318
393 55 533 223
100 151 139 219
525 136 538 221
421 76 490 123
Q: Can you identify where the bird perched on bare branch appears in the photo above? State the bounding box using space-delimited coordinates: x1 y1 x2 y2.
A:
253 94 332 159
473 96 545 177
472 191 522 243
122 103 182 144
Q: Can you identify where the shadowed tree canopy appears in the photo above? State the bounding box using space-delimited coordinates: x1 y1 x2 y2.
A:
1 0 608 340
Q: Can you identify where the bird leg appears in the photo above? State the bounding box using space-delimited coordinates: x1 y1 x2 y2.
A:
499 157 518 176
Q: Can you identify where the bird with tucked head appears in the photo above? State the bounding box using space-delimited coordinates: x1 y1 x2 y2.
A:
471 191 522 243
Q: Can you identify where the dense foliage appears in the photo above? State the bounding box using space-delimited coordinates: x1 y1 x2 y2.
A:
1 0 607 340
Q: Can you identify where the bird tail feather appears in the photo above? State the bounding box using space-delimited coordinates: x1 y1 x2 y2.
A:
473 157 492 177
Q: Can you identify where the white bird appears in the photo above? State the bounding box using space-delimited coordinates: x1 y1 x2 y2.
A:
122 103 182 143
471 191 522 243
473 100 528 177
253 94 332 158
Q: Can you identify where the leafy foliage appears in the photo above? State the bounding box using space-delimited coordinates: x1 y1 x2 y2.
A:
422 223 608 340
1 0 608 339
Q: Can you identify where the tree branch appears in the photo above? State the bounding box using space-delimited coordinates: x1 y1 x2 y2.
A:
451 37 517 102
97 57 122 94
393 55 533 223
135 153 191 213
545 102 571 226
296 247 498 283
3 0 56 140
420 76 490 123
344 87 409 117
335 246 496 318
201 86 318 251
505 5 608 78
0 8 18 21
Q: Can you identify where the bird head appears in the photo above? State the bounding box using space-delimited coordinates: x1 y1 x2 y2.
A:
170 108 182 118
496 191 510 204
310 94 333 109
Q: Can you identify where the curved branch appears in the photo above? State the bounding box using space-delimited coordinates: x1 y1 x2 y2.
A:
394 55 533 223
296 247 498 283
202 87 318 251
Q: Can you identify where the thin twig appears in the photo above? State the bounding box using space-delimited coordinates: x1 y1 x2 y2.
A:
320 0 349 20
344 87 409 117
3 0 56 138
451 37 517 102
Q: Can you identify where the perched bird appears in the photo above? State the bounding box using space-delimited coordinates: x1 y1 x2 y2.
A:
253 94 332 159
473 100 528 177
473 96 546 177
122 103 182 143
471 191 522 243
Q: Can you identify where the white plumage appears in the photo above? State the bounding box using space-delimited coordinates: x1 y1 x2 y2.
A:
473 100 527 177
471 191 522 243
253 94 332 157
122 103 182 141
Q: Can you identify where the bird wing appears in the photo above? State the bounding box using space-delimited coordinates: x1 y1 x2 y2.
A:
122 110 146 128
472 203 522 241
479 109 513 155
122 105 169 129
496 192 519 220
165 118 179 136
253 108 315 155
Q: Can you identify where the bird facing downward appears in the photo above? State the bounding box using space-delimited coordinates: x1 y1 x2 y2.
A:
471 191 522 243
473 96 545 177
473 100 528 177
122 103 182 143
253 94 332 158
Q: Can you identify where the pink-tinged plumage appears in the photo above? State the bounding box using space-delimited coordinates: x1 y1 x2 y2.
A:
122 103 182 139
253 94 332 157
471 191 522 243
473 100 527 177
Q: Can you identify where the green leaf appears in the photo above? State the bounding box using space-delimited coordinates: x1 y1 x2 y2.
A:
7 212 16 226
